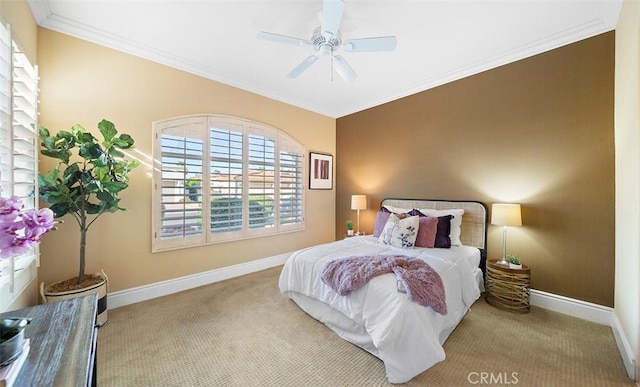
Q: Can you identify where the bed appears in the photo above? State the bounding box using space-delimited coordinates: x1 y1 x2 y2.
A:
278 198 488 383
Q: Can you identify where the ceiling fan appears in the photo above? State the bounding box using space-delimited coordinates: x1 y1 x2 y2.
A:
257 0 397 82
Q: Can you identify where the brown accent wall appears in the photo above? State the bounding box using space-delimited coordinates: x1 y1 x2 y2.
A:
37 28 335 293
336 32 615 307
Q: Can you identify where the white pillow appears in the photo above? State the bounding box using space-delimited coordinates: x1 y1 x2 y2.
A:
418 208 465 246
379 214 419 249
383 204 412 214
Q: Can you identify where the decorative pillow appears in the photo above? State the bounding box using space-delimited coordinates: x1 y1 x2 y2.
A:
382 204 412 215
434 215 452 248
379 214 419 249
417 208 464 246
414 215 438 248
373 209 391 237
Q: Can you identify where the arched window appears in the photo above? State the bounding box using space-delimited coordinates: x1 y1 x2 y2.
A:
152 115 305 252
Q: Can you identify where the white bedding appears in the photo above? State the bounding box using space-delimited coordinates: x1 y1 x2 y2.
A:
279 236 482 383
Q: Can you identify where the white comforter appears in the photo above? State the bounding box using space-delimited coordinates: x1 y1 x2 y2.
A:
279 236 481 383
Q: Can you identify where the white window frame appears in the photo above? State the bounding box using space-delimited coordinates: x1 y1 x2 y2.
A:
0 20 40 312
152 115 305 252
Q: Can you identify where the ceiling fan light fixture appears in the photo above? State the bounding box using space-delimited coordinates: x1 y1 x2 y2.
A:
319 44 332 56
258 0 396 81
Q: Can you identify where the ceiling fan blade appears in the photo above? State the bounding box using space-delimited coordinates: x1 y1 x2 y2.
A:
321 0 345 39
343 36 397 52
287 55 319 78
257 31 311 47
333 55 357 82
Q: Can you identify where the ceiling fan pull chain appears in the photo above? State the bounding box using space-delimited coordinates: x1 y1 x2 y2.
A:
331 54 334 82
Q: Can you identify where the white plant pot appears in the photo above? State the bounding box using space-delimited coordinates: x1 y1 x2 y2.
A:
509 263 522 269
347 230 354 236
40 270 109 326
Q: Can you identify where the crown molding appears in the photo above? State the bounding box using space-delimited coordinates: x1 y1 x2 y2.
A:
25 0 52 25
25 1 623 119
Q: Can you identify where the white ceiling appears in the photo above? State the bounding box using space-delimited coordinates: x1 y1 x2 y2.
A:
26 0 623 118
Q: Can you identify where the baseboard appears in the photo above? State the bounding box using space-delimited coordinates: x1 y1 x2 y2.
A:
612 312 638 381
530 289 613 325
108 252 291 309
531 289 637 381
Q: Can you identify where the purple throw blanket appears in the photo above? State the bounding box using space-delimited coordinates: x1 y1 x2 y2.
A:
321 255 447 315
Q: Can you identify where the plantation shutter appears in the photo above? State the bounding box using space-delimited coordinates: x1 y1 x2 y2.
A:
0 22 11 196
0 22 12 312
0 23 40 312
278 150 304 227
278 133 304 230
11 44 38 209
209 118 244 240
153 116 207 250
152 115 306 252
246 127 276 233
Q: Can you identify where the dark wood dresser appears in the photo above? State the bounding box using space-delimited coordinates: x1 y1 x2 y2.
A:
0 294 98 386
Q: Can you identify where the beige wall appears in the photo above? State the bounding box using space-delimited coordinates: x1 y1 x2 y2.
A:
615 0 640 379
0 0 37 62
337 32 615 307
36 28 335 292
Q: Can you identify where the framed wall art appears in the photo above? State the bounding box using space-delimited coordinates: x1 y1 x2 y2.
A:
309 152 333 190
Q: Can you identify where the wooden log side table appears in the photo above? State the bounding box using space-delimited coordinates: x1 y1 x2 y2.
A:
485 259 531 313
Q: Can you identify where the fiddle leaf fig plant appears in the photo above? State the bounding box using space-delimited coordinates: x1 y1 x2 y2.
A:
38 120 139 284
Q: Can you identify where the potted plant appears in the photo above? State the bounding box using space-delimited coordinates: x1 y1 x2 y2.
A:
507 254 522 269
346 220 354 236
38 119 138 326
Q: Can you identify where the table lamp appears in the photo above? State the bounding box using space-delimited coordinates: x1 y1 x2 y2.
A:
351 195 367 235
491 203 522 265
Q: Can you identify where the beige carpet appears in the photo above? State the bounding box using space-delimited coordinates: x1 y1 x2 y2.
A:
97 267 634 386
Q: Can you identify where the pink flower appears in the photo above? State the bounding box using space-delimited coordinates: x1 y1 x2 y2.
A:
0 235 32 258
0 198 54 259
0 196 23 222
21 208 55 240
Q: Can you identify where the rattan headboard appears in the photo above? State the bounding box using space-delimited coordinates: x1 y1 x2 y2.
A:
381 198 488 268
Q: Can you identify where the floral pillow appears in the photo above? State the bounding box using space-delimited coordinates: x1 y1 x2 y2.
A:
379 214 419 248
382 204 412 215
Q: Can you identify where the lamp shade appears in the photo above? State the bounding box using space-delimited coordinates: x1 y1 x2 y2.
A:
351 195 367 210
491 203 522 226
